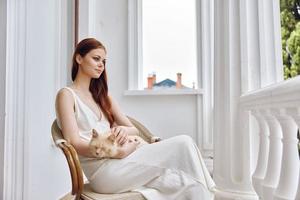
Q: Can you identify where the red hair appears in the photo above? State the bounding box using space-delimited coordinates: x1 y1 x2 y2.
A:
71 38 114 127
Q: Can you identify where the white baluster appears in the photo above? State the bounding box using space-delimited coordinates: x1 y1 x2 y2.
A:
273 108 299 200
261 109 283 200
296 171 300 200
288 108 300 200
252 110 270 198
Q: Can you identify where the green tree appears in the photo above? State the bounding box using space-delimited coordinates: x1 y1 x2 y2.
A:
280 0 300 79
287 22 300 77
280 0 300 156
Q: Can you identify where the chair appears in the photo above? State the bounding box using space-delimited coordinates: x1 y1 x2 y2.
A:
51 116 156 200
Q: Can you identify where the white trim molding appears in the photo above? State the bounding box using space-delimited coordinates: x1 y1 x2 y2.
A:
55 0 74 88
78 0 97 41
128 0 143 90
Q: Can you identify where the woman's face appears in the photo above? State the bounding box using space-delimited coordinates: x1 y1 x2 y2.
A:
76 48 106 79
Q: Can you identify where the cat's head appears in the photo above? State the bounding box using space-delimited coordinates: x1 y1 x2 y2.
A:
89 129 116 158
92 129 115 143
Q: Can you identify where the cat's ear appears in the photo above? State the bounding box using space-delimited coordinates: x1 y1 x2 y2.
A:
92 129 99 138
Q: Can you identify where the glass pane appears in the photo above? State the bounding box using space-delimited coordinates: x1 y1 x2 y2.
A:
142 0 197 89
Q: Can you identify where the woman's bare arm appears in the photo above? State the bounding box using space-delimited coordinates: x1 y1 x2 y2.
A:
109 95 139 136
55 88 93 157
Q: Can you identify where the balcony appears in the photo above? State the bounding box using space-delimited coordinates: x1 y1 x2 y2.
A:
240 77 300 200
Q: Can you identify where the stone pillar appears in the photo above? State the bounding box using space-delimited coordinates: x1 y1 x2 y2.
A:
213 0 283 199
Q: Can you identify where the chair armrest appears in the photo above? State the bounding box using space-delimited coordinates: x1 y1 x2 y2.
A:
64 142 84 197
127 116 162 143
58 142 79 195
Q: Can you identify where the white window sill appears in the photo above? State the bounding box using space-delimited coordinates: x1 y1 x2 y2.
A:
124 89 203 96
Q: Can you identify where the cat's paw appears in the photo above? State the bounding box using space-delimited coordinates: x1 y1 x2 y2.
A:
150 136 162 143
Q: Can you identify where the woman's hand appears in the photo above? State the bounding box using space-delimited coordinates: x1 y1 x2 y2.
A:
111 126 128 145
115 139 140 159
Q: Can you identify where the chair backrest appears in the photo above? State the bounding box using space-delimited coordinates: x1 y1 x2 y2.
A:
51 120 84 199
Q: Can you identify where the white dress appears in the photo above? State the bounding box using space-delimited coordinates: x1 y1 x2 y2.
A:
56 87 216 200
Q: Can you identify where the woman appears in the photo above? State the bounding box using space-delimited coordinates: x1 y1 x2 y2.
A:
55 38 215 200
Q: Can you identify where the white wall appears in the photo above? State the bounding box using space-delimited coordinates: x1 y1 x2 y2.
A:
93 0 204 147
3 0 74 199
25 1 72 199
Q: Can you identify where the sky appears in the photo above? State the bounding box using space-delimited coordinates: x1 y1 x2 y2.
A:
142 0 198 89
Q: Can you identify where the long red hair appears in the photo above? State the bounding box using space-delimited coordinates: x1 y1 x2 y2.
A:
71 38 114 127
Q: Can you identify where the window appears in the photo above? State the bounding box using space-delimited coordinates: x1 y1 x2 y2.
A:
128 0 199 91
280 0 300 79
142 0 197 89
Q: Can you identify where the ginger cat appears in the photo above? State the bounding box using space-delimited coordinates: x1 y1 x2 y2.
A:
89 129 160 159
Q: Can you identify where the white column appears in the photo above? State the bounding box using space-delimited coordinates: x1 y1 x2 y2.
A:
214 0 283 198
257 0 283 86
214 0 258 199
214 0 235 190
273 109 299 200
251 110 270 198
196 0 214 155
261 110 283 200
240 0 261 92
4 0 27 199
0 0 7 199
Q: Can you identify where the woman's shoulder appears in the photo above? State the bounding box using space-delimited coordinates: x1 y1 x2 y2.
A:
56 86 75 103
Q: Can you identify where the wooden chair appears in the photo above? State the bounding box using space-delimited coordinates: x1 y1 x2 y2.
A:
51 116 157 200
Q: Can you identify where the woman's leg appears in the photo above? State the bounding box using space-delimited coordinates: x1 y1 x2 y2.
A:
89 135 215 199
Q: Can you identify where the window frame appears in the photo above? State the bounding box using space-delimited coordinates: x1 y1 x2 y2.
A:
128 0 207 93
128 0 144 90
127 0 214 153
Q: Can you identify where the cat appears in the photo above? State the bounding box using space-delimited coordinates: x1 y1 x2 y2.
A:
89 129 161 159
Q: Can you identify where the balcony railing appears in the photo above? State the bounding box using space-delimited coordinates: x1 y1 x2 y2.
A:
240 76 300 200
